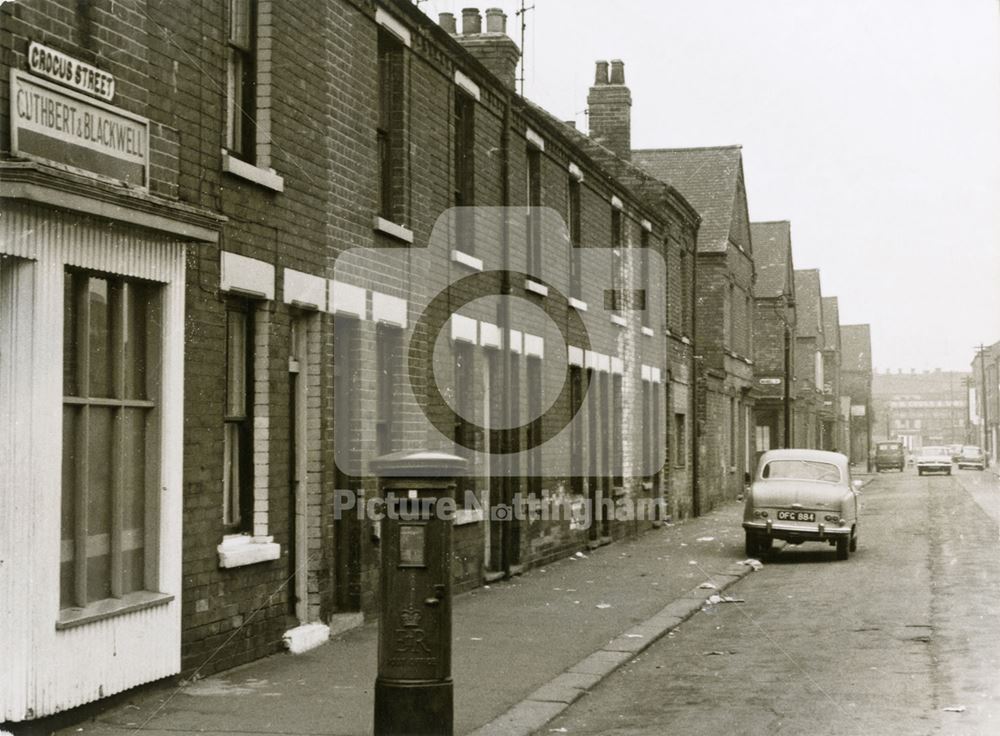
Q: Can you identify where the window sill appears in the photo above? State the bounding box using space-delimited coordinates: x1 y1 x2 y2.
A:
57 590 174 630
525 279 549 297
641 326 655 337
568 297 588 312
610 314 627 327
218 534 282 568
373 216 414 243
451 249 483 271
455 509 484 526
222 151 285 192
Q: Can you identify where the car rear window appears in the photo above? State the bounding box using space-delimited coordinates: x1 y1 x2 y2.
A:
877 443 901 451
922 446 949 456
761 460 842 483
962 446 982 454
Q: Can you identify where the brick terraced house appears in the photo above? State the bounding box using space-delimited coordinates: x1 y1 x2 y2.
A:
820 296 847 453
632 145 757 512
792 269 825 449
750 221 798 455
0 0 714 721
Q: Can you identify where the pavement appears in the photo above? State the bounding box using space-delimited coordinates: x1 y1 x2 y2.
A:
41 482 872 736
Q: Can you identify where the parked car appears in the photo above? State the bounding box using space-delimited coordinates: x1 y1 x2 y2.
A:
915 445 952 476
957 445 986 470
743 449 861 561
874 441 905 472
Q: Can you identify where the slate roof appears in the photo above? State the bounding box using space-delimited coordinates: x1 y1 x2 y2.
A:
821 297 840 352
750 221 792 298
632 146 743 253
794 269 823 339
520 99 699 225
841 324 872 374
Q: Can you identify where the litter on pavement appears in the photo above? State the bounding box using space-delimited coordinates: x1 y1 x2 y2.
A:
698 582 718 589
696 536 716 542
705 594 745 605
739 558 764 570
942 706 967 713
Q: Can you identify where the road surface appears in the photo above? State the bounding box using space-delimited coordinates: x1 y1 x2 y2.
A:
546 468 1000 735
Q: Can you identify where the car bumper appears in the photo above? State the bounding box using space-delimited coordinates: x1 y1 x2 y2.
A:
957 462 985 469
743 520 851 542
916 463 951 472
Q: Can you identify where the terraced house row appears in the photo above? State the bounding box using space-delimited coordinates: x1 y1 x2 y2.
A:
0 0 871 722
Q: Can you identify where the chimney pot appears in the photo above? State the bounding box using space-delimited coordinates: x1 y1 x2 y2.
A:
462 8 482 35
485 7 506 33
594 60 609 85
439 12 457 34
609 59 625 85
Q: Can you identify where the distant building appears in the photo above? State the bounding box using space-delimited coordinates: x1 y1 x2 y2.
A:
872 369 970 450
841 325 873 468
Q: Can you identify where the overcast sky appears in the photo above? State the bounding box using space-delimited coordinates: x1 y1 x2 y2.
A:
421 0 1000 373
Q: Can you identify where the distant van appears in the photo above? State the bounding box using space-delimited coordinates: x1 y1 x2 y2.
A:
875 441 905 472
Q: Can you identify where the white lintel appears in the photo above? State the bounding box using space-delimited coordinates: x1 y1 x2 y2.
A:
328 280 366 318
451 314 477 343
375 7 412 47
525 127 545 150
372 292 407 327
221 251 275 300
524 334 544 358
454 70 481 100
479 321 502 349
283 268 325 310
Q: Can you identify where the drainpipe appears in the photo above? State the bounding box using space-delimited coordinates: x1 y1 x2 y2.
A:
690 239 700 517
499 92 513 576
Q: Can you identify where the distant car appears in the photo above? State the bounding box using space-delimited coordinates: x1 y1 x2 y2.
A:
948 444 963 463
915 446 952 476
743 449 861 561
874 441 905 472
957 445 986 471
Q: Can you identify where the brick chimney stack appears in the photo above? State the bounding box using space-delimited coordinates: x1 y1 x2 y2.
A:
444 8 521 92
587 59 632 159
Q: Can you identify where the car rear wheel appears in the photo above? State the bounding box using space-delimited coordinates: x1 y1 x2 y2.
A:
836 536 849 561
917 469 924 476
849 528 858 552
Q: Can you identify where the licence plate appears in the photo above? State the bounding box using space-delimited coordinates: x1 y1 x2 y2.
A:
777 510 815 522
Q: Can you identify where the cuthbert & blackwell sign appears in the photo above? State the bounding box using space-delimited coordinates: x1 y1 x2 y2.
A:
10 66 148 187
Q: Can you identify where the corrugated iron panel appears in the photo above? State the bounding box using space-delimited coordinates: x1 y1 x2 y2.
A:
1 202 185 721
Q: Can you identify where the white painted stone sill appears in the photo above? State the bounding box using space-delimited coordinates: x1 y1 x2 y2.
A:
568 297 588 312
222 150 285 192
610 314 627 327
451 249 483 271
641 326 655 337
56 590 174 630
525 279 549 297
218 534 281 568
373 216 414 243
455 509 484 526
